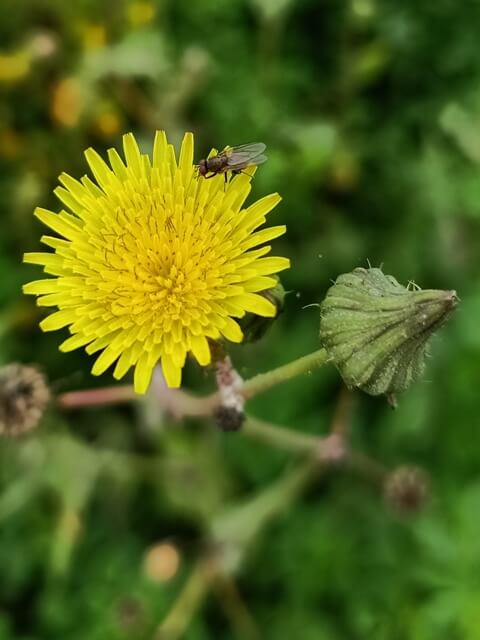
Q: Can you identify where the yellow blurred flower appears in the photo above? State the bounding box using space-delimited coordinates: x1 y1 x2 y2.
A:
127 1 156 27
0 50 31 83
24 132 289 392
0 129 22 158
94 109 123 138
50 78 84 127
80 23 106 50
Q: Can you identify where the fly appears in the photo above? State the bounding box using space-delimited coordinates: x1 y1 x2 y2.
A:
197 142 267 180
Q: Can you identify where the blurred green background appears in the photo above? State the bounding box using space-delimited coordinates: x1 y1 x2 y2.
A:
1 0 480 638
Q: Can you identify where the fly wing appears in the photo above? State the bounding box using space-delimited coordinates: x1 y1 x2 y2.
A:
250 153 267 166
224 143 268 170
228 142 266 155
226 153 268 170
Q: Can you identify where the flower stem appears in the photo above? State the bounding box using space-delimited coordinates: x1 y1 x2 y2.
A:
242 416 387 485
57 386 136 408
243 415 319 453
210 458 319 575
155 560 213 640
156 460 319 638
242 347 329 399
56 348 330 412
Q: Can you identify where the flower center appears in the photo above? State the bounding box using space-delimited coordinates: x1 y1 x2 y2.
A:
99 208 224 333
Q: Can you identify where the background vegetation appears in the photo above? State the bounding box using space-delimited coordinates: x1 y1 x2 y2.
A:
1 0 479 638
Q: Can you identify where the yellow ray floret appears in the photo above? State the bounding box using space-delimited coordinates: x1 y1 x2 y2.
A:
23 131 289 393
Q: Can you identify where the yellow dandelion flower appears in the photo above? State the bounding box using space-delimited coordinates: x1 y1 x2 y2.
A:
23 132 289 393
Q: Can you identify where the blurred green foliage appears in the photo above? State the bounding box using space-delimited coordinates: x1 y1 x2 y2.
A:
1 0 480 638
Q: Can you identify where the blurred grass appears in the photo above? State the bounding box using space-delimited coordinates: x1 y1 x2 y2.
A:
1 0 480 638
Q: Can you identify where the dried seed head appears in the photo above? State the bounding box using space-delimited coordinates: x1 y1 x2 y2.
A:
384 465 430 514
114 597 145 634
319 267 458 397
0 364 50 437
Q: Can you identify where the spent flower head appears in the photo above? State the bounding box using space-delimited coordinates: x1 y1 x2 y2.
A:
0 363 50 436
24 132 289 392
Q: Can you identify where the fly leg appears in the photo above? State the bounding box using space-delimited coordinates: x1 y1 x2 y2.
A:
228 168 252 183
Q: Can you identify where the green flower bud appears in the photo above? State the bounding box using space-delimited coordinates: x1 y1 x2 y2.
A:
238 277 286 343
319 267 458 396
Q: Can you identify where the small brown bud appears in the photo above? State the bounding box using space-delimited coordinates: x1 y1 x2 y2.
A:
214 357 245 431
114 596 145 634
213 406 245 432
384 466 430 515
0 364 50 436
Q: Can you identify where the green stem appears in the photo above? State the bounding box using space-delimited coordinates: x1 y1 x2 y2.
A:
156 460 320 637
156 561 213 640
347 451 388 483
243 415 319 453
57 348 330 413
211 460 318 575
242 348 329 399
243 417 387 485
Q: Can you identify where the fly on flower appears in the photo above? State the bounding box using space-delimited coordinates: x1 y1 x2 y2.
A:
197 143 267 180
23 132 289 394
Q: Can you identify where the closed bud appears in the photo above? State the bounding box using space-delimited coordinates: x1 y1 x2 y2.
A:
213 406 245 432
0 363 50 436
319 267 458 397
238 277 286 343
384 466 430 514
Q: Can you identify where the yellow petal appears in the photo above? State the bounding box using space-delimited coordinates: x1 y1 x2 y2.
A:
133 353 154 394
220 317 243 342
91 345 122 376
84 148 114 190
241 225 286 250
252 256 290 275
34 208 81 239
58 173 89 201
241 276 277 292
54 187 85 217
81 175 104 198
153 130 167 167
37 293 72 307
40 310 76 331
171 343 187 368
179 132 194 185
231 293 277 317
59 333 94 352
113 349 133 380
23 279 58 295
123 132 142 175
107 148 128 180
161 355 182 388
190 334 211 366
246 193 281 219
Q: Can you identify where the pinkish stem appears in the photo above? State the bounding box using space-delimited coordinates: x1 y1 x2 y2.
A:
57 385 137 408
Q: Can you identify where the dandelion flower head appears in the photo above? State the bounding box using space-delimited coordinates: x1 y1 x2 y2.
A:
23 132 289 392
